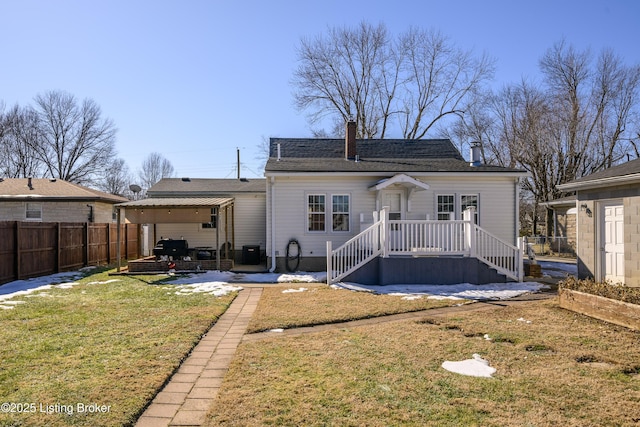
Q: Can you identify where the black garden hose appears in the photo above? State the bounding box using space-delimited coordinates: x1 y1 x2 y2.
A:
285 239 301 272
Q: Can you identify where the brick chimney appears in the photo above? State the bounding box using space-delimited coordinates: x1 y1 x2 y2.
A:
345 119 356 160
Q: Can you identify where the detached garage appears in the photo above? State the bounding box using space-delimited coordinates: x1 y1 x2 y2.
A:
558 158 640 286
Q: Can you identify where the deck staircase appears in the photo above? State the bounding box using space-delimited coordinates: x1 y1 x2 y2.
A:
327 207 523 285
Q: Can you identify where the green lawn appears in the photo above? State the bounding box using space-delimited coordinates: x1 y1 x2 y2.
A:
208 290 640 426
0 268 235 427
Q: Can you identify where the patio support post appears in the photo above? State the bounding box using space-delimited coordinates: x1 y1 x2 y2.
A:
215 206 220 271
224 205 229 260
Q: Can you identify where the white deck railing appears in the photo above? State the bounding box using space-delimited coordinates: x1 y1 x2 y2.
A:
327 208 522 284
326 219 384 284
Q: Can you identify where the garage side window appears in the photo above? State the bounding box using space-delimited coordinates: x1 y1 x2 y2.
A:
308 194 325 232
25 203 42 221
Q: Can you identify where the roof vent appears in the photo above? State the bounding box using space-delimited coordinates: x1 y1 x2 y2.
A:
181 177 191 182
28 177 33 190
49 178 57 182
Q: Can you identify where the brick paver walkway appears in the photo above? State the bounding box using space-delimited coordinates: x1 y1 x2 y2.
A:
135 287 263 427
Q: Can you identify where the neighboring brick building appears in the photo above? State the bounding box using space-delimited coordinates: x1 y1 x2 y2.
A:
558 158 640 286
0 177 128 223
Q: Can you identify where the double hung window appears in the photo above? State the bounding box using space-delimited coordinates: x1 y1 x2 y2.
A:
437 194 479 222
307 194 350 232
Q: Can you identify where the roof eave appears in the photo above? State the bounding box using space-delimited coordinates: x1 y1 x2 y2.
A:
557 173 640 192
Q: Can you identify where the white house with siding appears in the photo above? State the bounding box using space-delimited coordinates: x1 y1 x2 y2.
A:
266 121 529 284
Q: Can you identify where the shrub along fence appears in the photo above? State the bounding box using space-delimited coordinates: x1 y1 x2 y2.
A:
0 221 140 286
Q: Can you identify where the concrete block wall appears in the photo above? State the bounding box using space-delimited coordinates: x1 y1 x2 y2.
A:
625 197 640 286
576 200 596 279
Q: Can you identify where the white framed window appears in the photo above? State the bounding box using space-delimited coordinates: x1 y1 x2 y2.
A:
461 194 479 224
436 194 480 223
25 203 42 221
437 195 455 220
331 194 350 232
307 194 325 232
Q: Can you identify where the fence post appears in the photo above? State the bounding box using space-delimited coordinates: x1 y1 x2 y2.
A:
326 240 332 284
56 222 61 273
15 221 21 280
106 224 111 263
83 222 89 267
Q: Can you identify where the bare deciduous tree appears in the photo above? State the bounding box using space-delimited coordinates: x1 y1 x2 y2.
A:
31 91 117 184
456 41 640 234
0 104 44 178
539 41 640 183
138 152 175 193
292 22 495 139
96 157 133 197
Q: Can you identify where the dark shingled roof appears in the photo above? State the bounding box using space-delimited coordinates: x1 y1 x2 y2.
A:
266 138 525 174
562 157 640 186
148 178 266 196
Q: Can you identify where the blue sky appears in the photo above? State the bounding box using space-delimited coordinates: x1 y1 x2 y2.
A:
1 0 639 180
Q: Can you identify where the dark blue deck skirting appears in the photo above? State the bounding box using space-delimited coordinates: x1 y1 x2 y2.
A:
343 256 510 285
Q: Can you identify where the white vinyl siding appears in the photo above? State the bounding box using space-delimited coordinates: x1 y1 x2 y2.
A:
267 174 519 258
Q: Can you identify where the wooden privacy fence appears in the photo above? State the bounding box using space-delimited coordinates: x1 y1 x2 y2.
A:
0 221 140 286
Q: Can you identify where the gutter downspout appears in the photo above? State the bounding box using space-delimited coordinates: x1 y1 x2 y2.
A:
269 176 277 272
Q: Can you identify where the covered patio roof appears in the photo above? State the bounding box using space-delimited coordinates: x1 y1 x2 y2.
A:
114 197 235 272
116 197 234 209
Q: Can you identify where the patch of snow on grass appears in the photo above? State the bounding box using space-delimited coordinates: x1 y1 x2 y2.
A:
170 271 242 296
442 354 496 378
0 271 84 308
282 287 308 293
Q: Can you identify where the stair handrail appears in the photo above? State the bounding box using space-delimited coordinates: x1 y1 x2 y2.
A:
472 224 523 281
327 212 385 284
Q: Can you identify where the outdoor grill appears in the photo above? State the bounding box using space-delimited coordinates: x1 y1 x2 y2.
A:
153 239 189 259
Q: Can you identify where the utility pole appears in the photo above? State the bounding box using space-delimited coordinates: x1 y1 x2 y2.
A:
237 148 240 179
